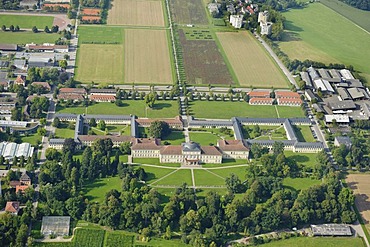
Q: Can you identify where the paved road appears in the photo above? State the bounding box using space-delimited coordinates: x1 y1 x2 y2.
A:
40 99 56 161
254 33 298 89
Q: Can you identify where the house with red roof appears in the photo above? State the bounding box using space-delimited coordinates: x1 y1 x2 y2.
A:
5 201 20 215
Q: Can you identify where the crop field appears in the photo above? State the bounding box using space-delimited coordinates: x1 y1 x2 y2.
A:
0 14 53 29
108 0 165 27
183 28 213 40
217 31 288 88
77 26 124 44
320 0 370 32
75 44 124 83
57 101 179 118
124 29 173 84
179 29 234 85
73 228 106 247
104 232 134 247
256 237 364 247
346 174 370 233
280 3 370 80
169 0 208 25
0 31 60 44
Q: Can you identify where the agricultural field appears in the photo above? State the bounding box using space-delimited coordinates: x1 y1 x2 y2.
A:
183 29 213 40
77 26 124 44
279 3 370 81
320 0 370 32
217 31 288 88
0 14 53 29
346 174 370 234
56 101 179 118
179 29 234 85
169 0 208 25
283 177 321 191
124 29 173 84
108 0 165 27
84 176 122 203
73 228 106 247
256 237 364 247
75 44 124 83
104 232 134 247
0 31 60 44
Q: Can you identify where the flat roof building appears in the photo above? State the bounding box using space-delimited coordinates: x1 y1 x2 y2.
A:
311 224 352 236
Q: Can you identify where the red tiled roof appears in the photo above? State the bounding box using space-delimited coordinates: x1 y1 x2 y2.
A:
249 98 274 104
14 75 25 84
217 140 249 151
131 138 162 150
136 117 183 127
248 91 270 98
16 185 29 193
277 98 302 105
82 16 101 21
58 94 84 101
275 91 300 98
9 180 21 188
90 94 116 101
0 81 8 86
59 87 86 94
201 146 222 155
43 3 70 8
160 145 182 155
82 8 100 16
28 44 68 50
5 201 20 213
32 82 51 90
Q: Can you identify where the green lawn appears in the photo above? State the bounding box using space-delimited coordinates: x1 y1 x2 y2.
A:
276 106 305 118
155 169 193 186
189 132 220 146
293 125 315 142
190 101 278 119
132 158 180 167
21 134 42 146
0 15 53 29
194 169 226 186
280 3 370 80
243 125 287 140
283 177 321 191
209 166 248 179
56 101 179 118
162 131 185 145
139 166 176 184
285 151 318 168
202 159 249 168
196 188 229 198
106 125 130 135
257 237 365 247
0 31 60 44
54 128 75 139
84 176 122 203
77 26 124 44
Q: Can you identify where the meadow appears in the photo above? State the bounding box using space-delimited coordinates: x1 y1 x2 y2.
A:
0 31 59 44
0 14 53 29
124 29 173 84
56 101 179 118
217 31 288 88
77 26 124 44
285 151 318 168
169 0 208 25
84 176 122 203
108 0 165 26
75 44 124 83
280 3 370 81
283 177 321 191
256 237 364 247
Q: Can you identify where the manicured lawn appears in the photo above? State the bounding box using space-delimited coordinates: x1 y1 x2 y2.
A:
107 125 130 135
139 166 176 184
84 176 122 203
276 106 305 118
202 159 249 168
209 166 248 179
54 127 75 139
256 237 364 247
283 177 321 191
56 101 179 118
279 3 370 80
0 31 60 44
133 158 180 167
196 188 228 198
285 151 318 168
189 132 219 145
293 125 315 142
0 15 54 29
162 131 185 145
21 134 42 146
243 125 287 140
194 169 225 186
189 101 278 119
155 169 192 186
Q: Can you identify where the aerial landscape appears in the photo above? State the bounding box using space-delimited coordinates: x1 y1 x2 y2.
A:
0 0 369 246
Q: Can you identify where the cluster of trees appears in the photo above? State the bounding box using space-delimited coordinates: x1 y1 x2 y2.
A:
340 0 370 10
115 86 180 102
27 67 60 83
332 137 370 170
0 0 19 9
44 25 59 33
28 96 50 119
1 24 20 32
148 121 171 139
44 5 69 12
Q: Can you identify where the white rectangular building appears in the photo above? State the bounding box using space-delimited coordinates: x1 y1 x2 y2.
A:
230 15 243 29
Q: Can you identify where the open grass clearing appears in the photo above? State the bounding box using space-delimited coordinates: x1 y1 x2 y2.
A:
21 134 42 146
162 131 185 145
293 125 315 142
256 237 364 247
124 29 173 84
194 169 225 186
277 106 305 118
84 176 122 203
0 31 60 44
77 26 124 44
56 101 179 118
283 177 321 191
189 132 220 146
285 151 318 168
108 0 165 26
155 169 193 186
0 14 53 29
280 3 370 80
216 31 288 88
75 44 124 83
54 127 75 139
169 0 208 25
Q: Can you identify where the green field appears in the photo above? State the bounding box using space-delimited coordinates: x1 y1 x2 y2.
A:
193 169 226 186
84 176 122 203
256 237 365 247
0 31 60 44
56 101 179 118
189 132 220 146
189 101 304 119
285 151 318 168
155 169 193 186
162 131 185 145
209 166 248 179
21 134 42 146
140 166 177 184
77 26 124 44
320 0 370 32
283 177 321 191
104 232 133 247
0 15 53 29
243 125 287 140
55 128 75 139
293 125 315 142
132 158 180 167
279 3 370 80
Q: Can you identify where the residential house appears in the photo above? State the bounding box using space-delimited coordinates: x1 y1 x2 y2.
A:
16 185 29 193
334 136 352 149
0 81 9 90
5 201 20 215
14 75 26 86
20 173 31 186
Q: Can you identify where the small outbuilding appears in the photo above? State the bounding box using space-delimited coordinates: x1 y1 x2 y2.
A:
311 224 352 236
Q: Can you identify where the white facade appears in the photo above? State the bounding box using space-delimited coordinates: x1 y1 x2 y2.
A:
260 22 272 35
230 15 243 29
